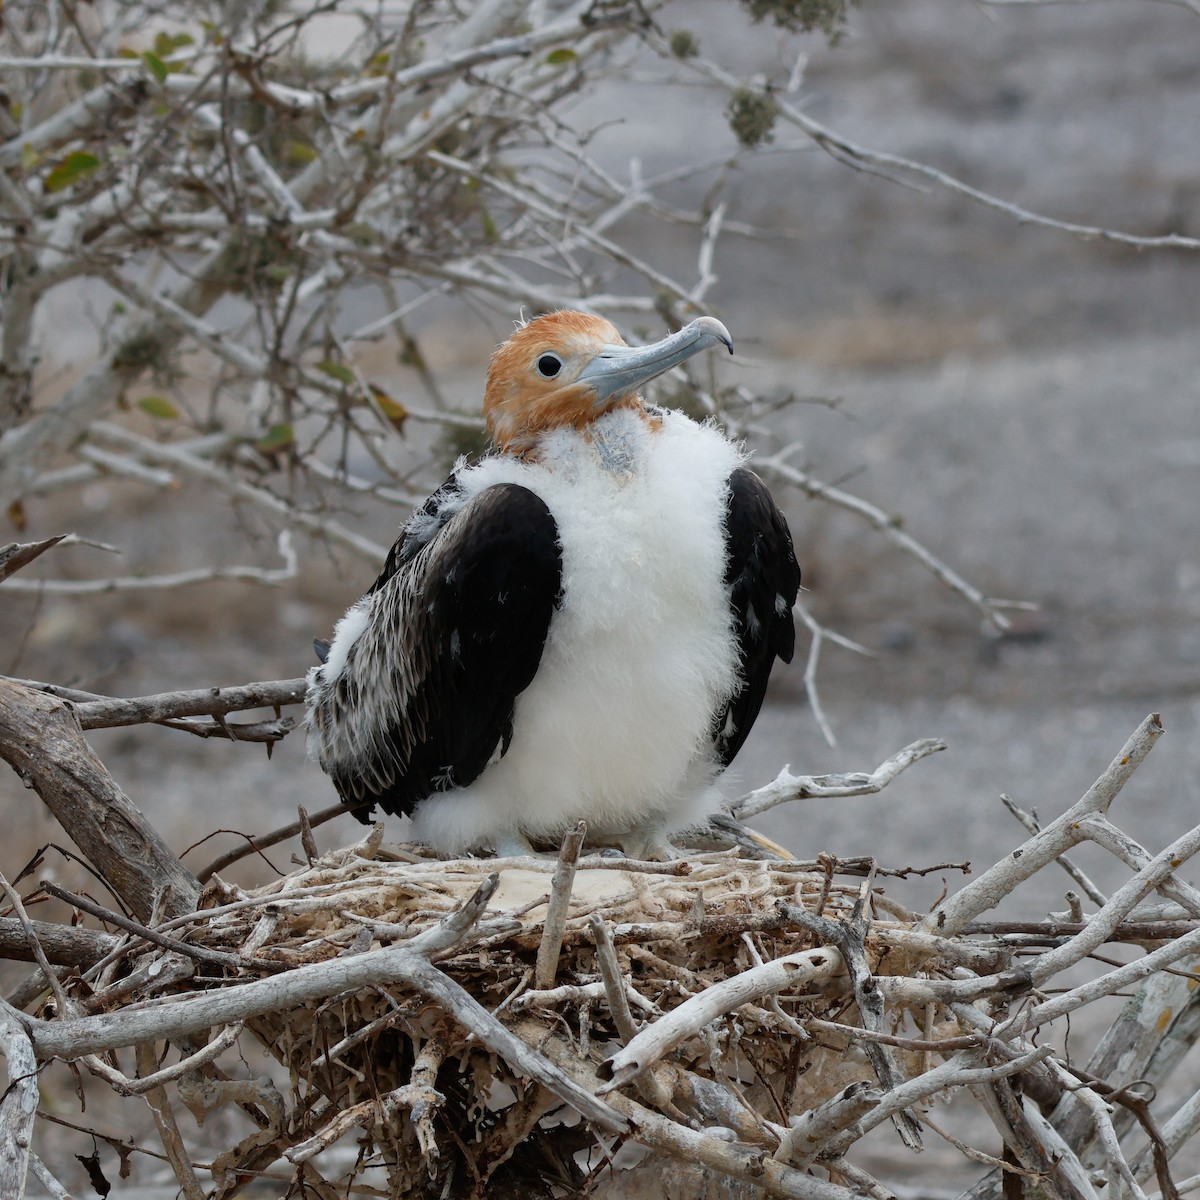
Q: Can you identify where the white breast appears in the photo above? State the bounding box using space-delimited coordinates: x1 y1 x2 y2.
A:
412 409 746 854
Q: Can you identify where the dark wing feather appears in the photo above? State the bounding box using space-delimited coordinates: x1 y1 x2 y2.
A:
367 471 466 594
712 467 800 767
313 482 561 823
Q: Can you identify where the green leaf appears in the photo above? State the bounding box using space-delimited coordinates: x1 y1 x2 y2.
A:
255 423 294 453
19 143 40 171
284 140 318 164
545 48 577 65
316 360 355 386
343 221 380 246
371 386 408 427
365 51 390 78
44 151 100 194
137 395 179 420
141 51 168 83
155 30 194 57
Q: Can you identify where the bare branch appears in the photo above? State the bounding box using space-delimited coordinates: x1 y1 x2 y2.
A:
0 1002 39 1200
599 945 845 1093
920 714 1165 936
731 738 946 820
0 680 201 922
0 536 65 583
661 33 1200 253
534 822 586 989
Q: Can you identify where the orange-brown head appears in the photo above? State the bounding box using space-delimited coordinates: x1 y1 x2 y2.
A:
483 310 733 455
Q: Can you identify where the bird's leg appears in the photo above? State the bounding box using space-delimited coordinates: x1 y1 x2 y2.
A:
618 823 682 863
493 831 542 858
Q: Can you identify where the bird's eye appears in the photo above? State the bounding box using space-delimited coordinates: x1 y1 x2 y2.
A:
536 354 563 379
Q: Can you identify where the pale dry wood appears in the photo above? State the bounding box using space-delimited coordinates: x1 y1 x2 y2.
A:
589 913 674 1108
762 448 1020 632
774 1081 880 1169
0 680 201 922
0 0 633 497
664 33 1200 252
26 875 631 1138
590 914 638 1042
4 693 1198 1197
599 945 846 1092
780 883 923 1152
1084 816 1200 917
136 1042 205 1200
1000 793 1108 905
0 0 1026 702
920 713 1165 936
82 1023 243 1098
1006 819 1200 998
0 915 116 966
0 1002 39 1200
0 535 65 582
534 822 586 988
543 1034 866 1200
25 1155 71 1200
730 738 946 820
971 1079 1084 1200
0 530 298 594
1134 1089 1200 1185
1014 923 1200 1031
818 1044 1055 1159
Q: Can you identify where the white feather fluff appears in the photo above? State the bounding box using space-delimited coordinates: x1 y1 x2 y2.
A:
411 407 746 854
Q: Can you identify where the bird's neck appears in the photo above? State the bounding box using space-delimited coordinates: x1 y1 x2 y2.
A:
508 401 662 469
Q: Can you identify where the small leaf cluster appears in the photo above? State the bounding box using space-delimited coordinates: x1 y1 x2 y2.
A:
726 86 780 149
737 0 856 42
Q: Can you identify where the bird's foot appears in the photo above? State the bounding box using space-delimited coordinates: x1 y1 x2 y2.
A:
493 832 548 859
617 831 682 863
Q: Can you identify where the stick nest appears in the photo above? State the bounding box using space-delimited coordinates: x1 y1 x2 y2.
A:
75 837 939 1196
18 716 1200 1200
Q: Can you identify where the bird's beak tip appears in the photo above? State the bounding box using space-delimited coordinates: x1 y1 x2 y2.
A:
691 315 733 356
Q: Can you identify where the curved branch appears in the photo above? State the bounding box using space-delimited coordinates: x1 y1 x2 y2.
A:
0 680 200 922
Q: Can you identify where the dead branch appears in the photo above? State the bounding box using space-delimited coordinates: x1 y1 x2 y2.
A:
599 944 846 1092
0 916 116 966
0 714 1193 1196
67 678 308 730
0 536 65 582
921 713 1165 936
731 738 947 820
0 1003 39 1200
3 4 1198 1194
0 679 200 922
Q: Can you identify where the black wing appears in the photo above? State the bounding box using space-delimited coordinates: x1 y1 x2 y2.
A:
309 482 562 822
712 468 800 767
367 471 468 593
